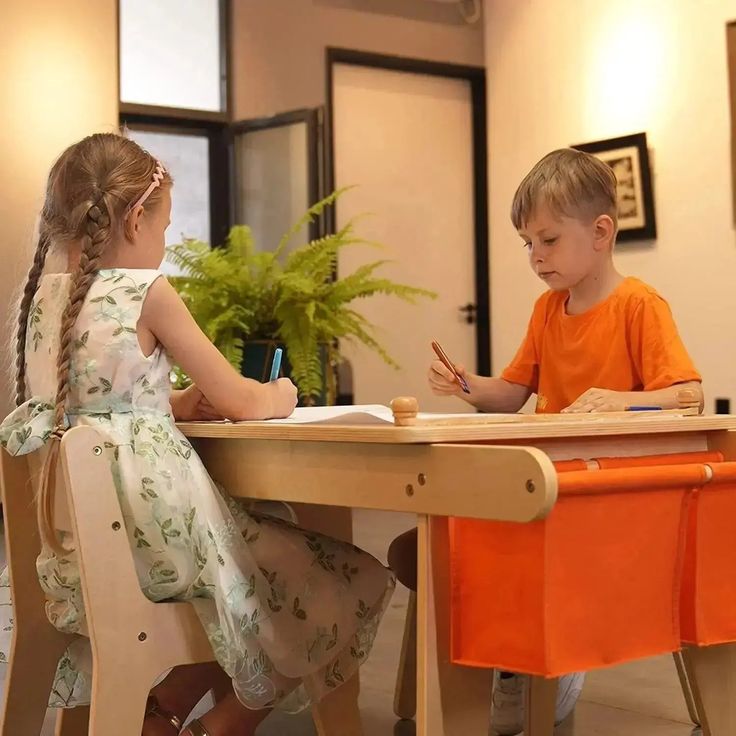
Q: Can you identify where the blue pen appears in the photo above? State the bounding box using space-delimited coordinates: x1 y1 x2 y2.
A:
626 406 662 411
269 348 283 381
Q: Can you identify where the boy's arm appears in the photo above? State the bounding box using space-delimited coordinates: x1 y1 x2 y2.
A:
429 361 531 412
464 374 532 413
565 290 703 414
429 296 542 414
563 381 704 414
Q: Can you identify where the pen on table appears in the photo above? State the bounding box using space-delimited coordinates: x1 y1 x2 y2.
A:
431 340 471 394
269 348 283 381
626 406 662 411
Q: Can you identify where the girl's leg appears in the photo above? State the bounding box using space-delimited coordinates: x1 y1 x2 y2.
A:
182 692 270 735
143 662 231 735
388 527 418 590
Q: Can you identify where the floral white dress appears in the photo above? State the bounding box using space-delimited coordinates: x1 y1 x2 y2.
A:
0 268 394 712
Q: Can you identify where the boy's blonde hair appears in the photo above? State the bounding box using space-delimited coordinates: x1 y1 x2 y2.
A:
511 148 618 231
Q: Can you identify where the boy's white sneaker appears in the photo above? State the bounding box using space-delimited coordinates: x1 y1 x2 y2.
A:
555 671 585 724
490 672 524 735
489 671 585 735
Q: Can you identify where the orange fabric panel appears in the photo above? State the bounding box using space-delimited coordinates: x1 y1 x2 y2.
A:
681 461 736 646
450 482 692 675
596 455 736 648
448 460 711 674
679 492 699 644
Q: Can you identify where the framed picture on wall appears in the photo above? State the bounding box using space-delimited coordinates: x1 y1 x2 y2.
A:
572 132 657 242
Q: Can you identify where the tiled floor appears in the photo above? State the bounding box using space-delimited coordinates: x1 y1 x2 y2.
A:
2 510 703 735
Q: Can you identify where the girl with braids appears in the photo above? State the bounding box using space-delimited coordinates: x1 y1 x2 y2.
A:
0 133 394 736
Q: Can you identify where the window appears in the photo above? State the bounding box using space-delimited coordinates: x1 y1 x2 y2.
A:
119 0 226 114
235 121 311 253
232 109 324 251
118 0 230 249
127 128 211 273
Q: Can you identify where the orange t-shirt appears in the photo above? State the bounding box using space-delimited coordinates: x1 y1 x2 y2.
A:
500 277 701 413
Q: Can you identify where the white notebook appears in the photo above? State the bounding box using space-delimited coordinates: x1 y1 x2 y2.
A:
262 405 493 426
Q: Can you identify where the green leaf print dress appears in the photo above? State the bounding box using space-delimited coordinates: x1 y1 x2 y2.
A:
0 268 395 712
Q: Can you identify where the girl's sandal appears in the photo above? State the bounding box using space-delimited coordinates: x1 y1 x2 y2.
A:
145 695 183 733
182 719 211 736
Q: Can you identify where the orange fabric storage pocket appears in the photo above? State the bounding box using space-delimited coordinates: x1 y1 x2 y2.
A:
449 462 704 676
679 461 736 646
595 453 736 647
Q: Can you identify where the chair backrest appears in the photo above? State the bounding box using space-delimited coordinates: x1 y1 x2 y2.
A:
58 425 215 672
0 427 142 640
0 450 47 622
57 426 149 626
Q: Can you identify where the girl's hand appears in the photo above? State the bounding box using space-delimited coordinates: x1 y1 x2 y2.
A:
428 359 468 396
267 378 299 418
562 388 632 413
172 385 223 421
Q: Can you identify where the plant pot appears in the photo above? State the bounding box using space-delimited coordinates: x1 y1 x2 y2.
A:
240 340 334 406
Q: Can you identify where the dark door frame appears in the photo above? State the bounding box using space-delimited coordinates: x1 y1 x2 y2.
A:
325 48 491 375
230 108 324 242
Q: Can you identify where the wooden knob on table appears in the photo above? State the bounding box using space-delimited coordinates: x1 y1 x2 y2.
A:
391 396 419 426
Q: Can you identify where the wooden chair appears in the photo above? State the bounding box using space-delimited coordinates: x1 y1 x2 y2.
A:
0 425 362 735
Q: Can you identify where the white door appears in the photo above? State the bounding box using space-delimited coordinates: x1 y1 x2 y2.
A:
333 63 478 412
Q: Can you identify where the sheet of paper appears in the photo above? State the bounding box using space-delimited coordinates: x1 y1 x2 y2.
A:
263 405 396 425
261 406 509 426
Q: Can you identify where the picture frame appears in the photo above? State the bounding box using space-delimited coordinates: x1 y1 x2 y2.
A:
572 132 657 242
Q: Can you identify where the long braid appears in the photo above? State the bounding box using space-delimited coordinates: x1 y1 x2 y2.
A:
15 230 51 405
38 199 111 556
20 132 171 557
52 202 110 430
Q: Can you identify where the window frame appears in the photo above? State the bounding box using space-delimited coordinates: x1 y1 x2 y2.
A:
117 0 231 121
230 108 325 244
120 113 233 247
117 0 233 246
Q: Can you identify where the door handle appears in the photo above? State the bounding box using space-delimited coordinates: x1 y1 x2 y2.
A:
459 303 477 325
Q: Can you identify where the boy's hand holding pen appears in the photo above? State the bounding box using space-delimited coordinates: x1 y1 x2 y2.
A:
428 340 471 396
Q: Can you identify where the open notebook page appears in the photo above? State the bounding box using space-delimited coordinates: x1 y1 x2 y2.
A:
261 406 503 425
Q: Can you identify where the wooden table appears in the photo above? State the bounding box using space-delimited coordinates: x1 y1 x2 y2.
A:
180 412 736 735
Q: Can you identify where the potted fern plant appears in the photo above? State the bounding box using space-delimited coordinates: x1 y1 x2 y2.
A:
167 189 435 405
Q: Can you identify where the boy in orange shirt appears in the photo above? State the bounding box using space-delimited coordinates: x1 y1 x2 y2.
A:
430 148 702 416
390 148 702 735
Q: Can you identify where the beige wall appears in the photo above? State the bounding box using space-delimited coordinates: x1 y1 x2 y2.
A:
231 0 484 119
0 0 118 415
485 0 736 411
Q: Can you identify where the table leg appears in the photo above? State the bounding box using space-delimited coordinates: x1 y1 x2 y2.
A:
682 643 736 735
416 515 493 736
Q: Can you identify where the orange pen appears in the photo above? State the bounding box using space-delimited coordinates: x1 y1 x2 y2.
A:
431 340 471 394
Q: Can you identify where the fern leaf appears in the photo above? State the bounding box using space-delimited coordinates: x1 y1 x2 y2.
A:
274 188 351 259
